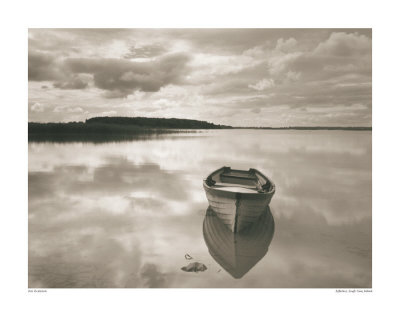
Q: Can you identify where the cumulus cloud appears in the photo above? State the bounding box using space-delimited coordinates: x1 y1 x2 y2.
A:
189 53 256 81
275 37 298 52
29 46 191 98
314 32 371 57
267 51 303 76
53 106 84 113
248 32 372 115
286 70 301 82
249 78 275 91
53 74 91 89
28 51 62 81
123 43 166 59
291 32 371 76
30 102 44 112
100 111 117 116
64 53 191 98
28 29 372 126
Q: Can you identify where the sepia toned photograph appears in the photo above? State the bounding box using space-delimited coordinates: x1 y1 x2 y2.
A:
28 28 372 288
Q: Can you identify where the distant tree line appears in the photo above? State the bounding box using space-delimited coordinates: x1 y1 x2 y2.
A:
28 116 371 143
28 116 231 142
85 116 232 129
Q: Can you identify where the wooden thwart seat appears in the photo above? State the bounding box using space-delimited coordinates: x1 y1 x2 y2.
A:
213 182 259 190
221 173 256 180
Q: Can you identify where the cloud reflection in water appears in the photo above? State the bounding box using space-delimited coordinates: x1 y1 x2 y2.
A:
28 130 371 287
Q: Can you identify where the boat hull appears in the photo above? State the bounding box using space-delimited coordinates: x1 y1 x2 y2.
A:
203 180 274 233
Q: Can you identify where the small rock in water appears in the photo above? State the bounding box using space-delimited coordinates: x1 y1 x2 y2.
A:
184 253 193 260
181 262 207 273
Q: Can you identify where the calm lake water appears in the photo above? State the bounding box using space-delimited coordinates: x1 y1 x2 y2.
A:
28 129 372 288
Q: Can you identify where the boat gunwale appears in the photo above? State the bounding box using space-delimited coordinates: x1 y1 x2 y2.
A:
203 166 276 196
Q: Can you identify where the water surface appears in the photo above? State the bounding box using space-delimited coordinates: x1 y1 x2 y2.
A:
28 129 372 288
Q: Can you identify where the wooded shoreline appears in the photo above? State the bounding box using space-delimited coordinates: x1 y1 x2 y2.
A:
28 116 372 142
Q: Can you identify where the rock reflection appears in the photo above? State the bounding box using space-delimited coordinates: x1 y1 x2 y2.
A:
203 206 275 279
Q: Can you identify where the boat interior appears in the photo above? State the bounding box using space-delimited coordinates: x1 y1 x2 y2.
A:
205 167 273 193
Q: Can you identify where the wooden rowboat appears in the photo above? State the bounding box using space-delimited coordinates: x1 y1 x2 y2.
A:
203 206 274 279
203 166 275 233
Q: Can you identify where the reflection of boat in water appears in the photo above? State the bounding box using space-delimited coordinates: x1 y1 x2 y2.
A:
203 206 275 279
203 166 275 233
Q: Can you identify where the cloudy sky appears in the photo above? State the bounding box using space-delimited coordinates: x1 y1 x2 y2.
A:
28 28 371 127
